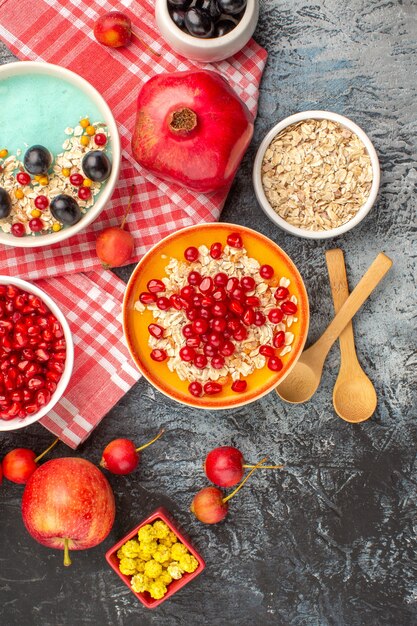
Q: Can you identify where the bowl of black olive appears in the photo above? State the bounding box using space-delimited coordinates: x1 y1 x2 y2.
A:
155 0 259 62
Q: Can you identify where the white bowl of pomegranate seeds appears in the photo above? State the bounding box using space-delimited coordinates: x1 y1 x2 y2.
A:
0 276 73 431
123 223 309 409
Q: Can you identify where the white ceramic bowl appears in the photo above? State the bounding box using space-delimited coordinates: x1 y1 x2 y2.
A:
155 0 259 63
253 111 380 240
0 276 74 431
0 61 121 248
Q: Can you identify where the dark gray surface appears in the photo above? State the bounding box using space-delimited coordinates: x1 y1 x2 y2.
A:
0 2 416 625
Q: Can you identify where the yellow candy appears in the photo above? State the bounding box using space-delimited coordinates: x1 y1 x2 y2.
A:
86 125 96 136
0 149 8 159
52 223 62 232
148 580 167 600
39 176 49 186
61 168 71 177
144 560 163 580
158 570 173 586
14 189 24 199
80 135 90 147
34 175 42 182
152 520 170 540
31 209 42 218
167 562 183 580
120 539 141 558
131 574 150 593
138 540 158 560
153 545 171 564
159 531 178 547
83 178 93 187
118 557 137 576
116 548 124 560
178 553 199 574
134 559 146 573
170 542 188 561
80 118 90 128
138 525 156 544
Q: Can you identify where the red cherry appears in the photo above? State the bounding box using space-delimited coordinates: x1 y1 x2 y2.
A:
184 246 199 262
179 346 195 362
214 272 228 287
231 380 247 393
274 286 289 301
147 278 165 293
188 271 202 286
241 276 256 291
268 356 283 371
148 323 164 339
210 242 222 259
2 437 59 483
100 430 163 475
34 195 49 210
203 381 222 395
78 187 91 200
16 172 31 185
69 173 84 187
150 349 167 361
268 308 284 324
227 232 243 248
281 301 298 315
191 486 228 524
204 446 244 487
94 133 107 146
189 381 203 397
260 264 274 279
11 223 25 237
273 331 285 348
194 354 208 368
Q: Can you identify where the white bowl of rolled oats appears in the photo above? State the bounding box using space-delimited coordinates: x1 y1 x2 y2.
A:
253 111 380 239
0 61 120 247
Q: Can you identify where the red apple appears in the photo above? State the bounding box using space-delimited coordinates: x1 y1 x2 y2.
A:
22 458 115 565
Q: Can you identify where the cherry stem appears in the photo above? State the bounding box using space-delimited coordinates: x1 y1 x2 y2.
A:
243 464 284 470
223 457 268 504
131 30 161 57
34 437 59 464
120 185 135 230
135 429 164 453
63 538 72 567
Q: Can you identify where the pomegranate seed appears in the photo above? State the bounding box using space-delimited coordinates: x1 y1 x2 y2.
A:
268 308 284 324
23 389 32 402
201 332 210 343
231 380 247 393
34 195 49 210
170 294 183 310
147 279 165 293
231 287 245 302
212 302 228 317
274 286 289 301
46 370 61 383
27 376 45 390
35 348 50 361
214 272 228 287
211 318 227 333
192 318 209 335
184 246 199 262
281 301 298 315
186 308 199 321
268 356 283 372
207 332 222 348
219 341 235 357
233 326 248 342
189 381 203 397
227 318 240 331
186 336 201 348
94 133 107 146
35 389 51 407
178 296 192 310
46 381 57 393
245 296 260 307
194 354 208 369
203 343 218 357
259 345 275 357
211 355 225 369
16 172 31 185
53 352 66 362
260 264 274 279
242 307 255 326
199 307 212 320
24 403 39 415
192 294 203 308
212 288 226 302
201 295 214 308
188 271 202 286
273 331 285 348
139 292 156 305
204 381 222 395
179 346 195 362
227 232 243 248
229 300 244 316
10 390 24 402
48 361 64 374
210 242 223 259
156 297 170 310
181 285 195 300
29 218 44 232
70 173 84 186
241 276 256 291
11 223 25 237
148 324 164 339
27 325 40 336
182 324 195 339
226 277 239 293
150 349 167 362
199 277 213 295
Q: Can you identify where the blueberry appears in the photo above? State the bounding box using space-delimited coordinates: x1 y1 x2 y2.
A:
169 7 187 30
217 0 246 16
50 194 82 226
184 8 215 38
168 0 192 9
82 151 112 182
0 188 11 218
195 0 222 19
23 145 52 175
216 17 237 36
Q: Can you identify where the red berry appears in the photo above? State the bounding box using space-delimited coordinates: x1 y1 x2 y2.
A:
199 276 213 294
148 323 164 339
147 279 165 293
268 308 284 324
194 354 208 368
179 346 195 362
188 271 202 286
214 272 228 287
192 318 209 335
274 286 290 300
260 264 274 279
150 349 167 362
69 173 84 186
184 246 199 262
227 232 243 248
210 242 222 259
139 292 156 305
78 186 91 200
254 311 266 326
211 355 225 369
11 223 25 237
231 380 247 393
189 381 203 397
94 133 107 146
204 381 222 395
29 218 44 232
156 297 170 310
273 331 285 348
34 195 49 210
241 276 256 291
268 356 283 371
16 172 31 185
281 301 298 315
259 344 275 357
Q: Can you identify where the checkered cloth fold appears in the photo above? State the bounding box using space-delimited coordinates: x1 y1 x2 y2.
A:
0 0 267 447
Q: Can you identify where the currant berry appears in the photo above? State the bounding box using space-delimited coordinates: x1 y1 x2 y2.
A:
16 172 31 185
34 195 49 210
29 218 44 232
78 186 91 200
69 173 84 187
94 133 107 146
11 223 25 237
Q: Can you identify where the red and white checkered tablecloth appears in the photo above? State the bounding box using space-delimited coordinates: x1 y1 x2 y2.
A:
0 0 267 447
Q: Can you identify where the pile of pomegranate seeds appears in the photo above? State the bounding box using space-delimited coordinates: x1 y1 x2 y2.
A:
0 285 66 420
135 233 299 398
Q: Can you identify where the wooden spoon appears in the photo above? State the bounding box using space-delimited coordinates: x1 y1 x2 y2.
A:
326 249 378 422
275 252 392 404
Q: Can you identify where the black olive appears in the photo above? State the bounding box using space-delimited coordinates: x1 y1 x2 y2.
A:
195 0 222 19
50 194 82 226
217 0 247 16
23 145 52 175
82 151 112 182
184 8 215 38
168 0 192 9
216 17 237 36
169 7 187 30
0 187 11 218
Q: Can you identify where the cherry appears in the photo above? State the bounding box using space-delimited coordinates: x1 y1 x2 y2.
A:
188 271 202 286
268 308 284 324
204 447 283 488
226 232 243 248
100 430 163 475
69 173 84 187
273 331 285 348
16 172 31 185
2 438 59 484
34 195 49 210
267 356 283 371
281 301 298 315
78 186 91 200
147 279 165 293
148 323 164 339
96 185 135 268
231 379 247 393
260 264 274 279
150 349 167 361
94 133 107 146
184 246 199 262
274 286 289 300
29 218 44 232
11 223 25 237
210 242 222 259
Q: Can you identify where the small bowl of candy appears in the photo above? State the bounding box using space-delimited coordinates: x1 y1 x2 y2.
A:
0 276 74 431
0 61 120 248
155 0 259 62
105 507 205 609
123 223 309 409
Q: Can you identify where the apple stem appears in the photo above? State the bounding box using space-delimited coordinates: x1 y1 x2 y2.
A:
34 437 59 464
135 429 164 453
243 464 284 470
223 457 268 504
63 538 72 567
131 30 161 57
120 185 135 230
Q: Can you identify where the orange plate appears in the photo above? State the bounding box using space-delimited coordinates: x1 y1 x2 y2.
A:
123 223 309 409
